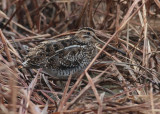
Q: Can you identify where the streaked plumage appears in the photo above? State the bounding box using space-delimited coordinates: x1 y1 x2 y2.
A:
23 27 101 77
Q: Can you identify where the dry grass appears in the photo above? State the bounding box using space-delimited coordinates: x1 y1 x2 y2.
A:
0 0 160 113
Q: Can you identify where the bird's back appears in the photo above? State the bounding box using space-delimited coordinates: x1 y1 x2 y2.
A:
23 35 97 77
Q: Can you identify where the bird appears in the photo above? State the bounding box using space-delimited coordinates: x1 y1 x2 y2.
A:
22 27 103 77
22 27 126 77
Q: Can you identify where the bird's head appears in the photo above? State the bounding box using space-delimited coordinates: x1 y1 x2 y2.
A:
75 27 104 45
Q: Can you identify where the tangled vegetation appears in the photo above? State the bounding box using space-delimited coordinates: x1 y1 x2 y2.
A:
0 0 160 113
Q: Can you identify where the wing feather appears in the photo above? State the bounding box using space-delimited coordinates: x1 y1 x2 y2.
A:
45 45 88 70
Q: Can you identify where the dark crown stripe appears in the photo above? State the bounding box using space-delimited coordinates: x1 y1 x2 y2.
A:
79 27 95 33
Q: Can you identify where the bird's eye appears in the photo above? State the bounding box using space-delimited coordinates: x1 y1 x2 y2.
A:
87 32 90 35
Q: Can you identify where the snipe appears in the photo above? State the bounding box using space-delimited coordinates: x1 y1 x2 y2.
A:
23 27 105 77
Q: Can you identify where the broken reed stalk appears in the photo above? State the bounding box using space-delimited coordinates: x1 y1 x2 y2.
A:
0 29 17 113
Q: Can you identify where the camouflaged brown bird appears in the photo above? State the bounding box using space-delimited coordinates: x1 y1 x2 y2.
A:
23 27 103 77
23 27 126 77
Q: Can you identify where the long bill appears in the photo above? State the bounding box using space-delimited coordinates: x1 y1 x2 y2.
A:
94 35 126 55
